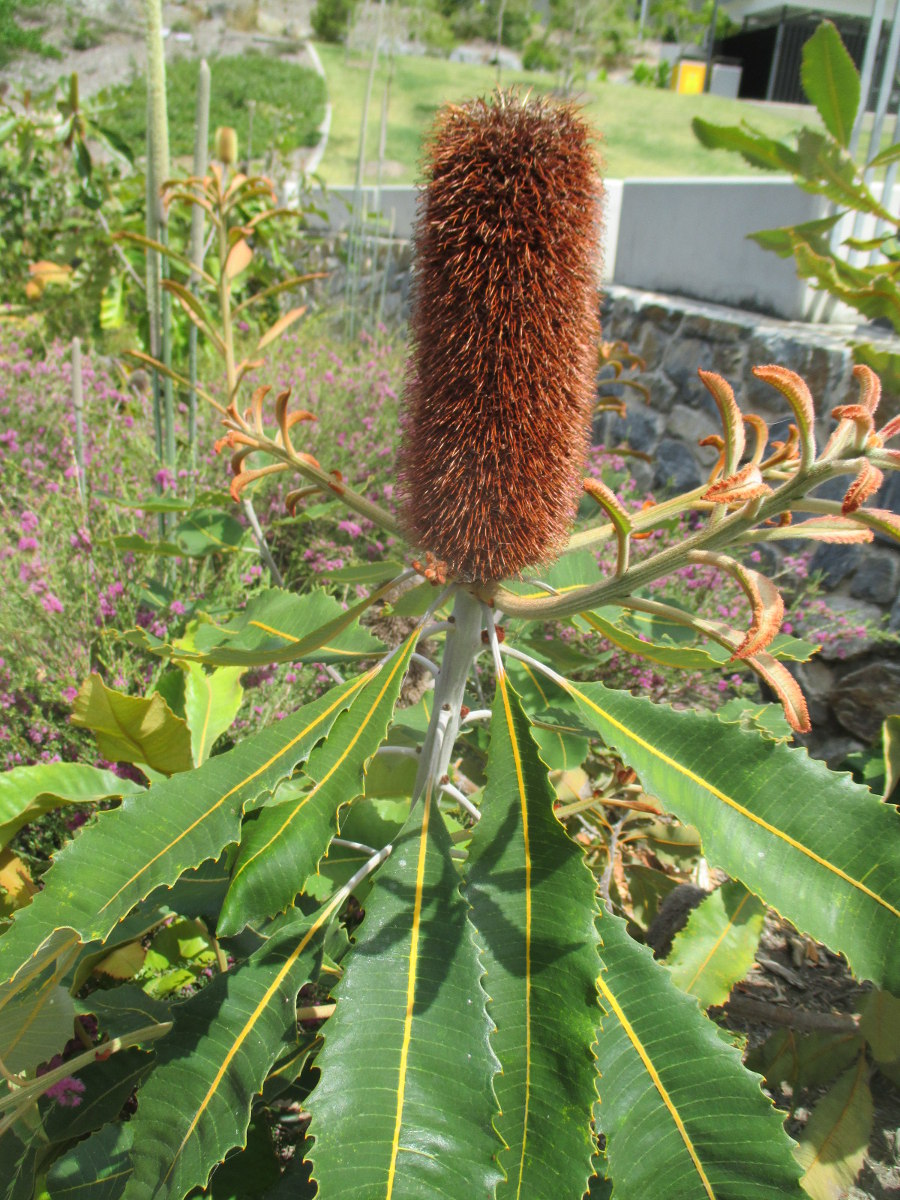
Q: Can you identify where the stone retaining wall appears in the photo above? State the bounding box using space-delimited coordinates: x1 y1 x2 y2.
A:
599 285 900 767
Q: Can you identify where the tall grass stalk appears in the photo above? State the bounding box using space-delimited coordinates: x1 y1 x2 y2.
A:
70 338 87 509
144 0 175 529
188 59 211 477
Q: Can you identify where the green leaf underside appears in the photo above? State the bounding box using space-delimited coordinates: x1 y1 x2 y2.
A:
71 677 194 775
218 633 420 934
0 675 371 988
795 1055 873 1200
0 763 144 849
565 679 900 991
122 909 331 1200
181 664 243 766
127 587 383 667
466 677 600 1199
858 988 900 1063
596 911 803 1200
307 788 501 1200
666 881 766 1009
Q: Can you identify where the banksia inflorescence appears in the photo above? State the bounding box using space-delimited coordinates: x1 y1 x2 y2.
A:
398 92 603 584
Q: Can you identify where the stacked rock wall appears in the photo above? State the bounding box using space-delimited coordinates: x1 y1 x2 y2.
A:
599 285 900 766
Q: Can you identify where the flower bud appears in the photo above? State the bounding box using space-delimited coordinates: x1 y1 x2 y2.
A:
214 126 239 165
398 93 602 583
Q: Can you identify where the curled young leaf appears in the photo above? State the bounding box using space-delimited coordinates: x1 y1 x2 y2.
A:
752 364 816 469
702 463 772 505
688 551 785 660
842 461 884 514
698 369 745 476
851 363 881 415
743 413 770 465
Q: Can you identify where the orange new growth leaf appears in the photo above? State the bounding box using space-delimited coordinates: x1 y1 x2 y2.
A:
752 364 816 468
702 463 772 505
698 370 745 476
398 93 602 583
842 461 884 514
852 363 881 414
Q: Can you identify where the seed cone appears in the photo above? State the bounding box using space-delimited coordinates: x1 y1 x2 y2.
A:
398 93 602 583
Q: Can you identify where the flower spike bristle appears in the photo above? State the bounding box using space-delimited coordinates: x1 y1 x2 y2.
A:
398 92 603 583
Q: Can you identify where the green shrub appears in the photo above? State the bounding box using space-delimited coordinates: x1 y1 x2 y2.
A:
311 0 359 44
522 36 560 72
95 54 327 159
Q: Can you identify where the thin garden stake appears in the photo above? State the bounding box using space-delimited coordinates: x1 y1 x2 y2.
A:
70 337 87 509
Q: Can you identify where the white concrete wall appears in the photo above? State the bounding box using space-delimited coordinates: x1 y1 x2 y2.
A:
610 176 827 318
307 177 890 323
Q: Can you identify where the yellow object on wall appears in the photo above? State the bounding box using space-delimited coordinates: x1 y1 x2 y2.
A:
671 60 707 94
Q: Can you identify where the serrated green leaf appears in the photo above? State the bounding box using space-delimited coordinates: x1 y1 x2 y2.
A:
666 881 766 1008
578 606 817 671
326 560 404 584
307 789 501 1199
205 1118 281 1198
466 677 600 1198
801 21 859 147
170 508 250 558
71 676 194 775
125 587 384 667
716 699 793 742
0 1130 39 1200
109 535 186 557
0 981 74 1073
47 1120 133 1200
795 130 895 222
867 141 900 169
218 633 419 935
122 906 335 1200
795 1054 873 1200
692 117 801 172
0 763 143 850
181 664 243 766
596 910 803 1199
75 985 172 1041
0 676 371 989
42 1048 153 1143
529 708 590 771
564 678 900 992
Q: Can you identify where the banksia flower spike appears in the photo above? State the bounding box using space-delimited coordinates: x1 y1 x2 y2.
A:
398 93 603 583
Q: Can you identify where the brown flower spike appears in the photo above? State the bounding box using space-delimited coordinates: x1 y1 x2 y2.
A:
398 93 603 583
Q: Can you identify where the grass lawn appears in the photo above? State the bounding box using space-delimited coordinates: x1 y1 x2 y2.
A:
313 43 825 183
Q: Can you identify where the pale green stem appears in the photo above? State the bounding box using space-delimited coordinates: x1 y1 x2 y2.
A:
496 459 871 621
0 1022 173 1126
410 587 484 806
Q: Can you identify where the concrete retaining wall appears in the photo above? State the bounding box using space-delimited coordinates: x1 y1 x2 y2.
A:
311 178 887 322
